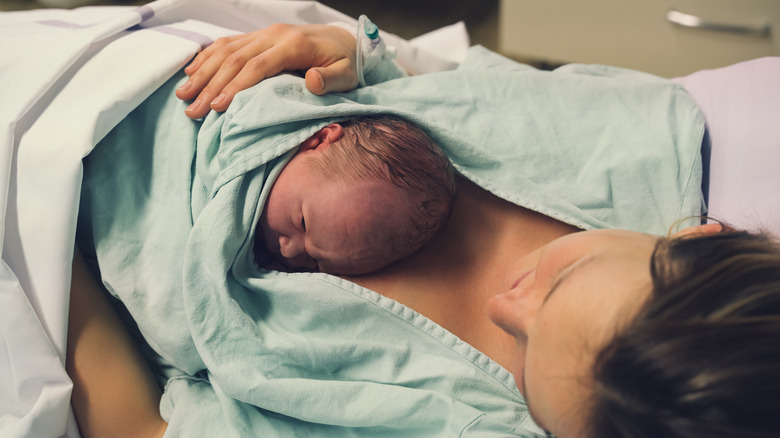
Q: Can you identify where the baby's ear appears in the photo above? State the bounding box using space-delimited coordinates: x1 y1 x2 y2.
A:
672 223 724 238
319 123 344 147
298 124 344 152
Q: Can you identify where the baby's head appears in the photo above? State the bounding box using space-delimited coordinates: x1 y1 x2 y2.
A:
258 115 456 275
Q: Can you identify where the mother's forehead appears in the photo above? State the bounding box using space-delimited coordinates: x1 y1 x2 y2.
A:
539 254 654 360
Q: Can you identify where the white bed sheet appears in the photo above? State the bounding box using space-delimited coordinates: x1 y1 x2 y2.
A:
0 2 468 437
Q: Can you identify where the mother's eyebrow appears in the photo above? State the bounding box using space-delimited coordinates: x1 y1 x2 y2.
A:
542 254 597 305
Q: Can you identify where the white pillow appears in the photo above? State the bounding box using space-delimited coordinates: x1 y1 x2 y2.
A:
673 57 780 235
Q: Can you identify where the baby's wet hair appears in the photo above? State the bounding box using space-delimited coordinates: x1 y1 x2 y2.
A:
306 115 457 263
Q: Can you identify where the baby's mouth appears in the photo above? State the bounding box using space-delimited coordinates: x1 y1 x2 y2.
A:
278 253 319 271
257 244 318 273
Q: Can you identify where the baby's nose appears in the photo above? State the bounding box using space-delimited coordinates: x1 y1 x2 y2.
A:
279 234 305 259
278 236 317 269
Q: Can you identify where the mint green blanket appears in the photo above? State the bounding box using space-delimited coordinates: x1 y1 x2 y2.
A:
78 46 703 437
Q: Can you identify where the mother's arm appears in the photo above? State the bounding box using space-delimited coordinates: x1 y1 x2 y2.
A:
67 250 167 438
176 23 360 119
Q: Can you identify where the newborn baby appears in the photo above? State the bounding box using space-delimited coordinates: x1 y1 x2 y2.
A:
256 115 456 275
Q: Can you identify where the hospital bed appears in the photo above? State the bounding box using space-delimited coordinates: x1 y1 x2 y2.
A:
0 0 778 436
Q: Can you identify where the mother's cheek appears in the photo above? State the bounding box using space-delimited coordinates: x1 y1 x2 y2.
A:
512 341 528 396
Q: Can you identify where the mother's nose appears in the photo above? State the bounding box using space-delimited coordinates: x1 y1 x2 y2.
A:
486 290 538 339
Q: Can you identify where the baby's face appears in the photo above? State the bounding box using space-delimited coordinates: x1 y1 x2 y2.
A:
259 150 408 275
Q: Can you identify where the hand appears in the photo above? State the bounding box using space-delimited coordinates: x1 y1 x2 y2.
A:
176 23 359 119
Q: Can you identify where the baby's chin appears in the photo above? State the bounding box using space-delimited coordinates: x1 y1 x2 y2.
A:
327 259 395 277
276 260 319 273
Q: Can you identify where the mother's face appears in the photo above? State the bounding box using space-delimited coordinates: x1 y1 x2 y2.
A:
487 229 658 437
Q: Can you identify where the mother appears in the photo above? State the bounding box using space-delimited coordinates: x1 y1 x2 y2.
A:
68 23 780 438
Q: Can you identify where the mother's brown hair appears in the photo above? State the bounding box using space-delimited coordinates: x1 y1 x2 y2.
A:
587 229 780 437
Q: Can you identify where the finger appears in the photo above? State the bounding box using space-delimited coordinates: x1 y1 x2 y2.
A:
176 56 228 103
176 36 251 102
207 44 290 113
305 59 358 95
183 34 243 76
181 65 231 119
183 96 210 119
176 57 203 101
183 63 236 119
183 41 277 119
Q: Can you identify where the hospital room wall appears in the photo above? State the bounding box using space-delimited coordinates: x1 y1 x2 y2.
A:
498 0 780 77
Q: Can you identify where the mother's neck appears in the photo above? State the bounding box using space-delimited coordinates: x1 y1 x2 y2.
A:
349 177 579 369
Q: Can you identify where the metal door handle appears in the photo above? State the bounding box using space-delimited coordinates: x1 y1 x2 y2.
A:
666 8 771 36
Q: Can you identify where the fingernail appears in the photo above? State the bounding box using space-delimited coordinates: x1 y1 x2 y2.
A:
177 80 192 92
186 99 202 113
185 59 199 73
211 93 226 107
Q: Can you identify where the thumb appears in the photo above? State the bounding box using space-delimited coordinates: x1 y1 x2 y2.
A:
305 60 358 95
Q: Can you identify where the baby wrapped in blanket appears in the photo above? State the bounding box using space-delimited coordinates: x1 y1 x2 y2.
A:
77 67 455 371
256 116 455 275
